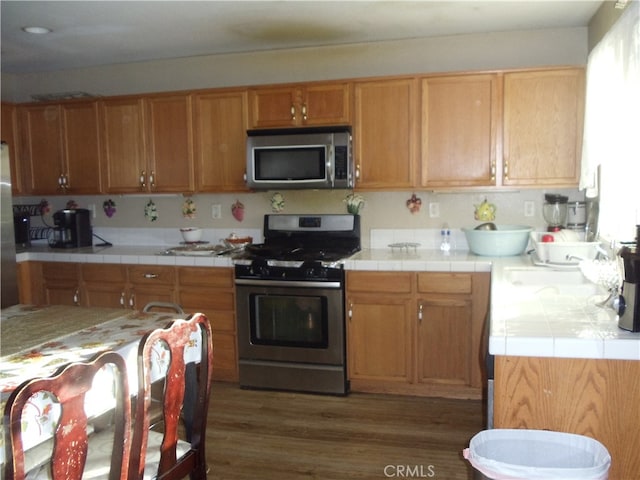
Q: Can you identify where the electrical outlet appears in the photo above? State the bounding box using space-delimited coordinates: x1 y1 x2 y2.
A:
211 204 222 219
429 202 440 218
524 201 535 217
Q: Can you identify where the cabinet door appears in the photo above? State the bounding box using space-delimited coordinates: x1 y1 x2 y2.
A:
100 98 147 193
1 102 24 195
145 94 195 193
193 90 248 192
421 74 498 187
128 285 176 310
353 78 419 189
416 297 472 386
248 87 298 128
61 101 102 194
41 262 80 306
18 104 64 194
347 293 413 383
82 264 127 308
302 83 350 126
502 68 585 186
347 271 414 383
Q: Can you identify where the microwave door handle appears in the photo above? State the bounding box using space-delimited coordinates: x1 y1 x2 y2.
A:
328 144 335 187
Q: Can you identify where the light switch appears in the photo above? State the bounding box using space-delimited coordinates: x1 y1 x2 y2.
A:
211 204 222 219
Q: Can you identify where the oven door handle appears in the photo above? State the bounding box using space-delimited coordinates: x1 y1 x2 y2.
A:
235 278 342 289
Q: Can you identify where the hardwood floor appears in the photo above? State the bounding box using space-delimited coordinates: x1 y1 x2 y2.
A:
205 382 485 479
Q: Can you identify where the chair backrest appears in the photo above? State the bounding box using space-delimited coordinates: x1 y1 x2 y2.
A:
3 350 131 480
129 312 213 480
142 302 185 314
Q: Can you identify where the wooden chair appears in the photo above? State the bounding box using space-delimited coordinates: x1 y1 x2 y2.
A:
129 312 213 480
3 351 131 480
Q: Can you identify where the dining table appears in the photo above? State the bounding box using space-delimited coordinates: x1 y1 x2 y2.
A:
0 303 192 467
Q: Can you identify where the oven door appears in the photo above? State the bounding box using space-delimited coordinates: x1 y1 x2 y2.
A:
236 281 345 366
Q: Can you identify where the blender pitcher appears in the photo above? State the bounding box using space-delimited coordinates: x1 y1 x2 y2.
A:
543 194 568 232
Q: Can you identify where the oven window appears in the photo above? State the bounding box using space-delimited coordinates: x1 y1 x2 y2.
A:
249 293 328 348
254 146 327 181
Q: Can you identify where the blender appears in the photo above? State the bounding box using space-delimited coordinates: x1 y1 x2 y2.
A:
617 225 640 332
543 194 568 232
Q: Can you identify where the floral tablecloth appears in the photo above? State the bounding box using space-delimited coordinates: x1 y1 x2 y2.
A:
0 304 189 466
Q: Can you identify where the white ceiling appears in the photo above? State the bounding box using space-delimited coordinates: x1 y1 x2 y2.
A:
1 1 604 75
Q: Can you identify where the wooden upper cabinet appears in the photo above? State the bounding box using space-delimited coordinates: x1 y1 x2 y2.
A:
1 102 24 195
353 78 419 189
101 94 195 193
193 89 249 192
61 102 102 194
17 104 64 194
144 94 195 193
100 97 147 193
18 101 101 195
421 74 499 188
502 68 585 187
248 82 350 129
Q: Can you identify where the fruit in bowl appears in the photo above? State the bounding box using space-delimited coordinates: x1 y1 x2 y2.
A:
180 227 202 243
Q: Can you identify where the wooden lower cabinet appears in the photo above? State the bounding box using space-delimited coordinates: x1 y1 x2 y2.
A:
41 262 81 306
21 261 238 382
126 265 177 309
177 267 238 382
495 356 640 480
82 263 128 308
346 271 489 399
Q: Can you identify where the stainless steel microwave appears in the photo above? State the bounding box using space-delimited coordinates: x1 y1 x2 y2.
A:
245 127 353 190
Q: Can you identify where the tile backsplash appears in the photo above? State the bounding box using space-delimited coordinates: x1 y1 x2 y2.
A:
16 187 584 249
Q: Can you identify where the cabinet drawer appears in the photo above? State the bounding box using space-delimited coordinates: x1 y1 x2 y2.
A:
82 264 126 283
347 271 413 294
177 267 234 288
180 288 235 312
417 273 472 294
41 262 79 281
128 265 175 285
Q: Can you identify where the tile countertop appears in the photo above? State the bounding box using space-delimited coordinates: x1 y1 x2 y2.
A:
16 246 640 361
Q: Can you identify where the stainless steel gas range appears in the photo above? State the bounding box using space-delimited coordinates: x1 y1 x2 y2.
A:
234 214 360 395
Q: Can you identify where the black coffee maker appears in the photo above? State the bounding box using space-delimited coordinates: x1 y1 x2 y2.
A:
617 225 640 332
51 209 92 248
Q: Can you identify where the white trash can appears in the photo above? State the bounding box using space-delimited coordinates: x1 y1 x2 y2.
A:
463 429 611 480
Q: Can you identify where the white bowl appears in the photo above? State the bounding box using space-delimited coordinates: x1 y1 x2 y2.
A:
462 225 532 256
180 228 202 243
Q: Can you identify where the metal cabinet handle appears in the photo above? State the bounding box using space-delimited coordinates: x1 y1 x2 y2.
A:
119 292 126 307
503 161 509 181
490 161 496 182
73 288 80 306
355 165 361 180
149 171 155 188
129 294 135 309
301 104 307 120
143 273 159 279
418 303 423 323
348 302 353 320
290 105 296 121
140 170 147 188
